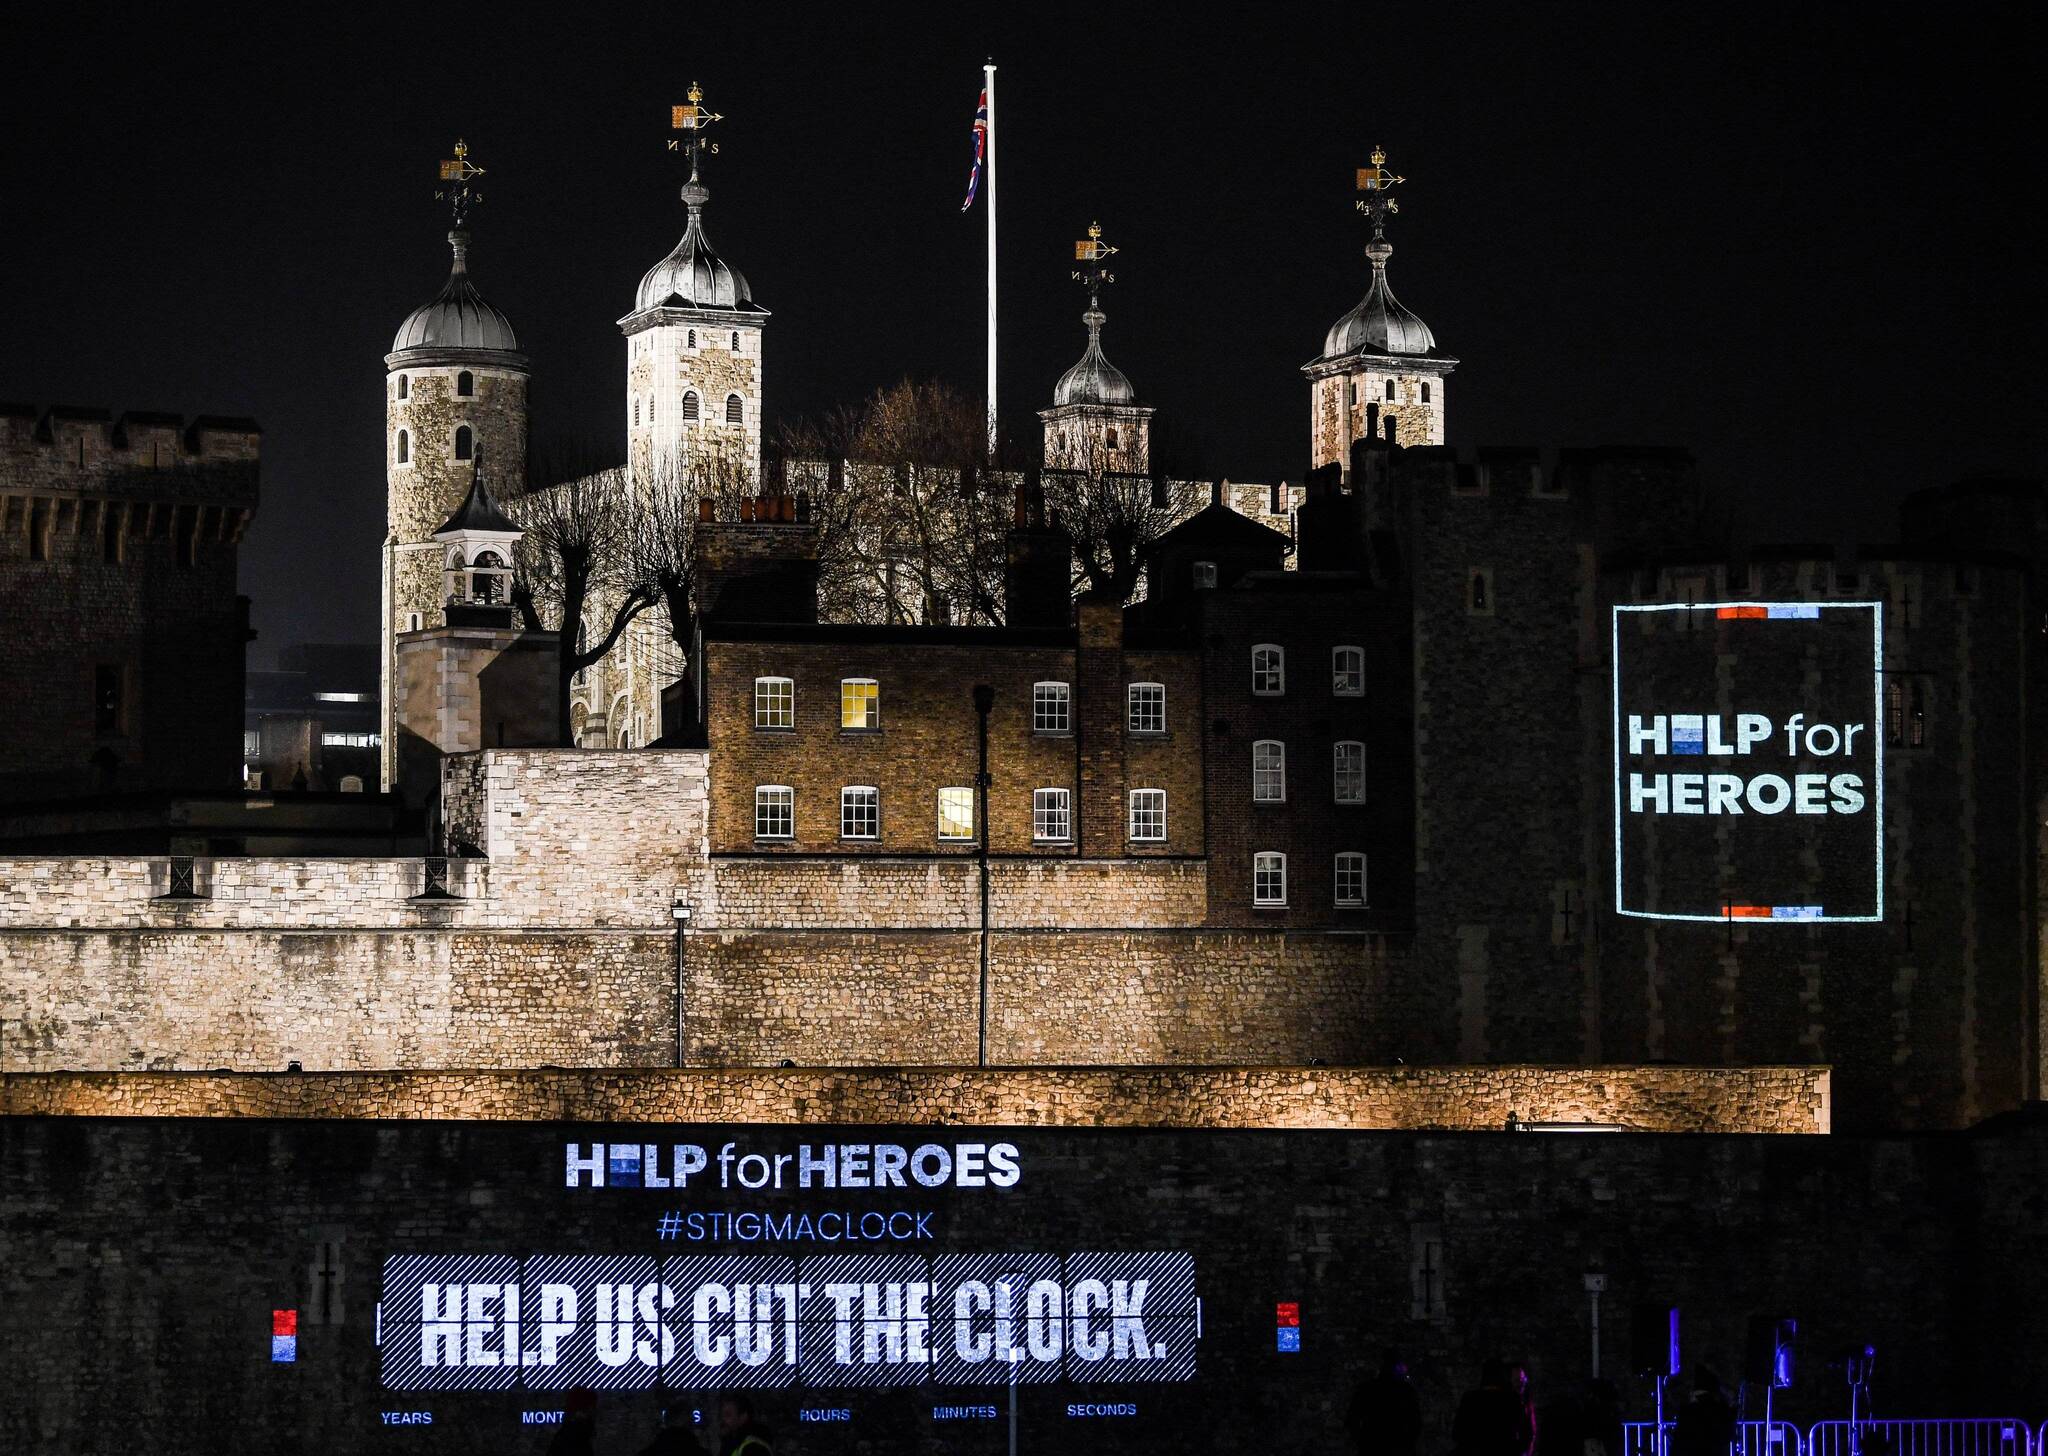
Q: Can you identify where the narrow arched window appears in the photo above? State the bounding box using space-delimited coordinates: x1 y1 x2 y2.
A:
457 370 474 397
687 329 697 347
1106 425 1120 449
731 331 740 350
1251 644 1285 695
472 549 506 603
395 430 410 465
396 374 409 400
726 394 743 424
1252 740 1286 802
633 398 640 427
682 391 700 422
454 425 473 461
1332 646 1365 696
1384 379 1396 400
1333 741 1367 804
1421 382 1432 403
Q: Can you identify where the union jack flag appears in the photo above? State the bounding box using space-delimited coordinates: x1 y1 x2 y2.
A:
961 87 988 211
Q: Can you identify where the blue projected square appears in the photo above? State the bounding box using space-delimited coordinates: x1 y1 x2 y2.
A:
270 1334 297 1363
607 1143 642 1187
1669 714 1705 754
1276 1327 1300 1352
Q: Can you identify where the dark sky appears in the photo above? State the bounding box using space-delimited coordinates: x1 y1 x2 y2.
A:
5 5 2039 663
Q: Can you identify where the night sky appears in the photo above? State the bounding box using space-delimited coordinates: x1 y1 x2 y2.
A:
4 6 2038 662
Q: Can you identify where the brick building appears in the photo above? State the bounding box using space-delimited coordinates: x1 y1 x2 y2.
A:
0 403 258 803
678 480 1410 934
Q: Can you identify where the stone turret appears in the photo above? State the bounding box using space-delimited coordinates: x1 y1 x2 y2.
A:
1040 222 1153 475
619 84 768 484
1302 148 1455 473
382 144 529 789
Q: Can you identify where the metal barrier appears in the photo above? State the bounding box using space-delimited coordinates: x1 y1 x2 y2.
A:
1625 1419 1806 1456
1807 1421 2034 1456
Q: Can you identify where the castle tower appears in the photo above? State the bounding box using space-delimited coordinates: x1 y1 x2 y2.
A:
382 140 528 790
1040 223 1152 474
619 84 768 485
1303 148 1455 472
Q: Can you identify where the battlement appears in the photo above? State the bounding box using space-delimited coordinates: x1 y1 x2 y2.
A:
0 404 260 510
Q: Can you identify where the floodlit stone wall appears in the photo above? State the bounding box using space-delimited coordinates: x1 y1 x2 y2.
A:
0 1063 1830 1132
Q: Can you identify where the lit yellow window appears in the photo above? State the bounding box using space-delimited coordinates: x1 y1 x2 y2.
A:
938 787 975 840
841 678 879 730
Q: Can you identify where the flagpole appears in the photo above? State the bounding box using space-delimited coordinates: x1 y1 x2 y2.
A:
984 60 998 459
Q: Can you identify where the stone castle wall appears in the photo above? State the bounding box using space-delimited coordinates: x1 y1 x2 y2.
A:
1397 446 2041 1131
21 1085 1959 1455
0 407 258 800
0 1063 1831 1132
0 749 1388 1074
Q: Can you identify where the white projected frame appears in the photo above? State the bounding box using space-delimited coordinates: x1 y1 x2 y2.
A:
1610 601 1884 924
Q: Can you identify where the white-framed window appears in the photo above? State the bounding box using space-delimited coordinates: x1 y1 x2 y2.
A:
840 678 879 730
1253 740 1286 802
753 676 793 729
1128 682 1166 734
1334 741 1366 804
1128 788 1166 842
1335 852 1368 906
1192 560 1217 590
754 785 793 840
1032 788 1071 842
404 610 423 633
1253 852 1288 906
840 786 879 840
726 393 744 424
682 391 700 422
1333 645 1365 696
1252 644 1285 695
1033 681 1071 733
938 787 976 841
457 369 474 397
394 429 410 465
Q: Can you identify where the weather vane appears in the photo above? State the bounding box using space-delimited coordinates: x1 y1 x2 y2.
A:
667 81 723 172
1069 221 1119 305
1354 145 1405 240
434 139 485 227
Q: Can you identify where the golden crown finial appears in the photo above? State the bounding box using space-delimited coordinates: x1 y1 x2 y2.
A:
1088 221 1102 240
689 82 703 104
454 139 469 162
1370 145 1386 166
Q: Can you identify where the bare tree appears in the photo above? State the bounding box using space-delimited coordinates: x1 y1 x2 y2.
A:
1040 425 1200 604
627 447 753 681
779 379 1014 626
507 468 657 746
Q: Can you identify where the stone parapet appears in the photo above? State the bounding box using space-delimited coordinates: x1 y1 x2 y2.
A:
0 1063 1830 1133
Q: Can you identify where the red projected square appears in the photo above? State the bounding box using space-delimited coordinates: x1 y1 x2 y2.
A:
1276 1302 1300 1326
272 1309 297 1336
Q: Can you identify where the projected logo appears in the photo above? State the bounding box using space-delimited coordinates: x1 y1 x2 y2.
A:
1611 601 1883 922
378 1251 1197 1392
